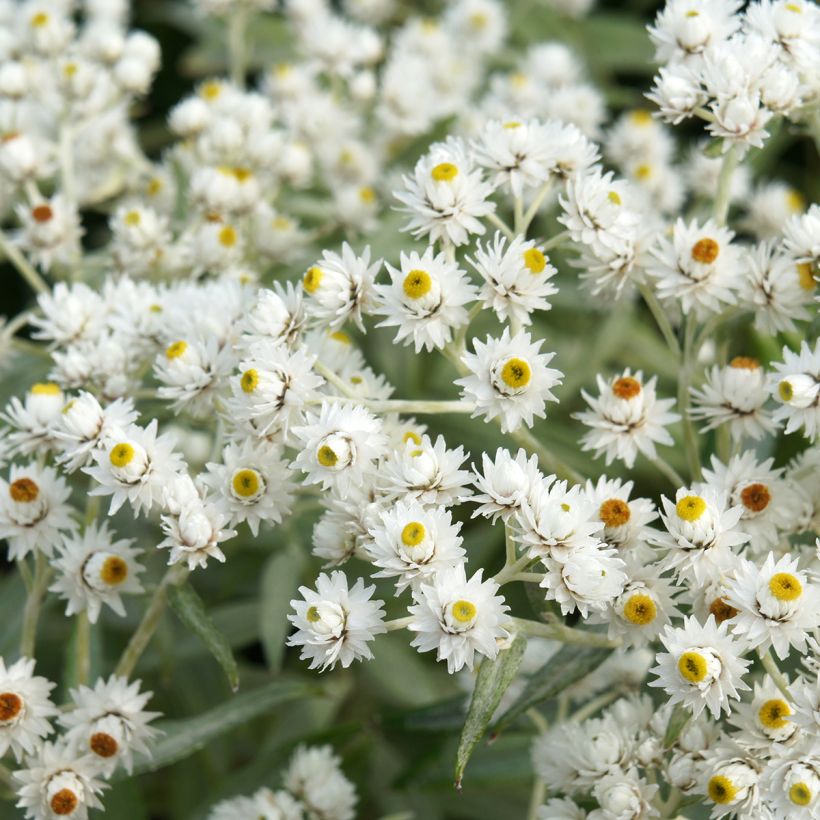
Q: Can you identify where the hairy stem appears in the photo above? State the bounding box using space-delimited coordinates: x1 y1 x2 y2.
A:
20 550 51 657
713 144 738 227
759 648 791 699
0 229 48 294
638 283 680 356
678 315 702 481
508 616 620 648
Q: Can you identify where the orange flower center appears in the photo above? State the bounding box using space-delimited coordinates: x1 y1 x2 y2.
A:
612 376 641 399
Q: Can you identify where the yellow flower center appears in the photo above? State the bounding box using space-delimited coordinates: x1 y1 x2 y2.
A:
607 190 622 205
403 431 422 445
787 189 804 211
9 478 39 503
306 606 321 622
62 400 75 415
691 238 720 264
452 600 477 623
708 775 737 805
303 266 323 294
676 495 706 522
523 248 546 273
769 572 802 601
790 783 812 806
635 164 652 180
500 357 531 389
165 341 188 359
218 226 237 247
469 12 488 28
232 469 261 498
30 11 49 27
758 698 791 729
729 355 760 370
785 2 802 12
240 369 259 394
100 556 128 585
797 262 816 290
124 210 141 226
612 376 641 399
629 109 653 125
31 382 61 395
359 186 376 204
623 593 657 625
431 162 458 182
317 445 338 467
201 80 222 100
401 522 426 547
147 178 163 196
403 269 432 299
330 330 351 345
272 216 291 230
678 650 708 683
685 9 700 17
599 498 631 527
109 443 135 468
503 120 521 129
740 482 770 512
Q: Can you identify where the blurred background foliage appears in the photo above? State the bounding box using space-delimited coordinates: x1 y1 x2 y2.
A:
0 1 817 818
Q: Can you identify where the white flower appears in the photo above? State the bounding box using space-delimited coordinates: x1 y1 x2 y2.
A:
409 562 509 673
84 420 185 517
14 740 106 820
649 615 751 719
457 328 563 433
654 486 748 583
583 476 658 555
0 657 57 762
590 767 659 820
293 401 387 493
287 571 386 671
647 64 707 123
469 447 543 523
158 474 236 570
783 203 820 269
240 282 307 349
380 434 473 506
395 136 496 247
60 675 160 776
647 218 743 317
0 463 76 561
15 196 83 272
1 382 65 456
727 679 800 749
30 282 104 348
575 370 680 469
467 232 558 327
49 521 144 623
374 246 476 352
724 552 820 660
690 357 776 442
367 500 466 592
699 740 766 818
708 91 772 154
770 340 820 441
283 745 357 820
760 741 820 819
302 243 381 331
202 440 295 536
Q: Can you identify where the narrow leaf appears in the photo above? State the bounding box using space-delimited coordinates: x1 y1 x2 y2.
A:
455 633 527 788
493 644 612 734
663 704 692 747
167 581 239 692
259 548 304 673
129 680 319 775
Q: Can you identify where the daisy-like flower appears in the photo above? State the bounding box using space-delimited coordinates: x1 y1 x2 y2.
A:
699 740 765 819
647 218 743 317
380 434 472 506
770 340 820 441
302 242 380 331
293 401 387 493
469 447 543 523
456 328 563 433
649 615 751 719
1 382 65 456
0 463 76 561
53 392 138 473
49 522 144 624
575 370 680 469
394 136 496 247
728 679 800 750
702 452 798 553
367 500 466 593
84 421 185 517
0 657 58 761
760 742 820 819
792 673 820 737
408 563 509 673
30 282 103 348
690 357 776 442
584 475 658 555
287 571 386 671
373 246 476 352
202 440 295 536
783 202 820 271
59 675 160 776
14 740 106 820
283 745 357 820
227 340 324 438
158 474 236 571
239 282 306 349
592 767 659 820
467 232 558 327
724 552 820 661
655 486 748 583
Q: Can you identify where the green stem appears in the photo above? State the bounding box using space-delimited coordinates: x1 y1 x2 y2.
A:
486 211 515 240
569 687 622 723
678 315 702 481
493 554 533 586
508 616 620 648
759 648 791 699
638 283 680 356
74 610 90 686
20 551 51 657
114 565 189 679
509 426 584 484
227 8 249 88
527 776 546 820
317 397 475 415
713 144 738 227
513 196 524 235
521 180 553 234
315 360 356 397
0 229 49 294
504 521 516 566
540 229 570 253
650 455 685 487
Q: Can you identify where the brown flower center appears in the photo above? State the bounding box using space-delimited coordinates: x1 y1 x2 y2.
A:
9 477 39 502
612 376 641 400
50 789 79 815
691 238 719 264
31 204 54 223
740 482 770 512
90 731 119 758
709 597 738 624
0 692 22 721
599 498 631 527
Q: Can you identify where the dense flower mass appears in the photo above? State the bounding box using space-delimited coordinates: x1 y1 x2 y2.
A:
0 0 817 817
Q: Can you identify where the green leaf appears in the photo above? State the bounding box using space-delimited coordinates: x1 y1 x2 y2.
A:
0 572 27 658
129 679 319 775
493 644 612 734
167 581 240 692
703 138 725 158
259 547 304 673
383 695 468 733
663 704 692 747
455 634 527 788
